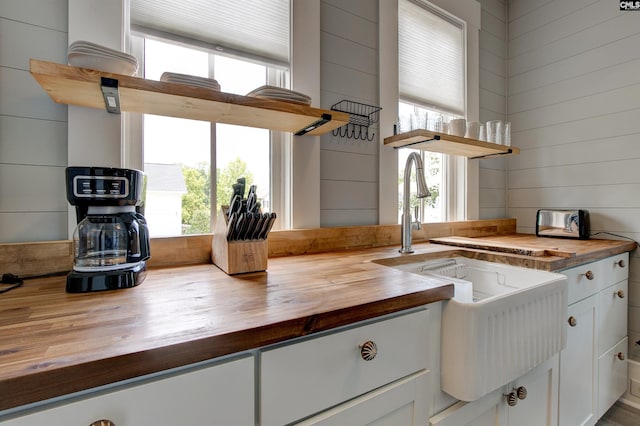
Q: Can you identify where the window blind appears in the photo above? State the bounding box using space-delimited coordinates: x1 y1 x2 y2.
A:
130 0 289 68
398 0 465 117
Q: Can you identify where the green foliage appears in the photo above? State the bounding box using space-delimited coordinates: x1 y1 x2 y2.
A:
181 163 211 234
179 158 254 235
216 158 254 207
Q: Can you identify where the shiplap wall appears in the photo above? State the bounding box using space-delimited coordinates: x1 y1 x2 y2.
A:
0 0 69 243
507 0 640 361
319 0 379 227
478 0 508 220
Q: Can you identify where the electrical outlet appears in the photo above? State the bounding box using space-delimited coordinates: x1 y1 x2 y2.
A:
631 379 640 398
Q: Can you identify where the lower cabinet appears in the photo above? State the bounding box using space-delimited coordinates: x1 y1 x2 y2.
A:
295 370 429 426
558 294 598 426
430 355 559 426
260 308 431 426
0 355 255 426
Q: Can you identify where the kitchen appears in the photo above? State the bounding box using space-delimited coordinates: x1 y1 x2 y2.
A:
2 0 640 424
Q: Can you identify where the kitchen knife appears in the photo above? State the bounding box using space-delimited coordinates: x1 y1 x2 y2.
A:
260 212 277 239
226 212 237 241
236 177 246 198
228 194 242 219
242 213 258 240
246 185 257 213
251 213 266 240
256 212 271 239
233 213 245 241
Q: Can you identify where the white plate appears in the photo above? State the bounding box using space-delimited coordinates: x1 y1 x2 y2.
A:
246 85 311 103
68 52 138 75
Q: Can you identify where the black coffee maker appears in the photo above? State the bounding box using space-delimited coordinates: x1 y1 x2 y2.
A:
65 167 151 293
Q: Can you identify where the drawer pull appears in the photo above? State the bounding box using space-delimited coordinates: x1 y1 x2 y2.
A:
568 316 577 327
90 421 115 426
505 391 518 407
615 259 626 268
516 386 528 400
617 352 625 361
359 340 378 361
615 290 625 299
582 270 594 280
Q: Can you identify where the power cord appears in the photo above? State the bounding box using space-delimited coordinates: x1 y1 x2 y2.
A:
590 232 640 247
0 273 24 294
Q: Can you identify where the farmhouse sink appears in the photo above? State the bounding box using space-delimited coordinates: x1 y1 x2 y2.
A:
374 255 568 401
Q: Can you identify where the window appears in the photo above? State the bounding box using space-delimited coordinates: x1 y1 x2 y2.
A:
129 1 290 237
397 0 466 223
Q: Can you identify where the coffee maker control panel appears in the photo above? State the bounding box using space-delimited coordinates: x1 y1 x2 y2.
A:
73 175 129 198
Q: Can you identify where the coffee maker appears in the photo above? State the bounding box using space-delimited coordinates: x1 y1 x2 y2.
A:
65 167 151 293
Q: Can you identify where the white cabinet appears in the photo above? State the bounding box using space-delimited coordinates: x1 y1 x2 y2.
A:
296 370 429 426
557 252 629 424
430 355 559 426
0 355 254 426
260 308 431 426
558 294 598 426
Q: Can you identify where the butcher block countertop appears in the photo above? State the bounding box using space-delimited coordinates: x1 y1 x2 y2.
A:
0 234 635 412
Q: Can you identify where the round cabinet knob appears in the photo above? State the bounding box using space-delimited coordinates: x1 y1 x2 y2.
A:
615 259 626 268
359 341 378 361
584 270 594 280
90 421 115 426
568 316 578 327
516 386 528 400
617 352 625 361
505 391 518 407
615 290 625 299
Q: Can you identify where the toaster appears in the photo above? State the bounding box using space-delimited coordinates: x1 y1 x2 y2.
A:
536 209 590 239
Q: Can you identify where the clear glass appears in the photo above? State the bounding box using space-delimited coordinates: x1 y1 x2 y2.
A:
74 216 128 268
141 38 274 237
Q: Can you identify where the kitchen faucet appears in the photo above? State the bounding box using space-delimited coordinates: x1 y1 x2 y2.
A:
400 152 430 254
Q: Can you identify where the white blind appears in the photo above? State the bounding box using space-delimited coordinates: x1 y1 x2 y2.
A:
130 0 289 67
398 0 465 116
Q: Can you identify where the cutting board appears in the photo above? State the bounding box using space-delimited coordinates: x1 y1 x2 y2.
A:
429 236 577 258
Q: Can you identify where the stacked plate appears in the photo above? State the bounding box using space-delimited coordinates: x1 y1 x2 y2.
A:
246 85 311 105
160 72 220 91
67 40 138 75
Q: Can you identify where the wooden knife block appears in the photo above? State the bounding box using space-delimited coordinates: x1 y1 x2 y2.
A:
211 209 268 275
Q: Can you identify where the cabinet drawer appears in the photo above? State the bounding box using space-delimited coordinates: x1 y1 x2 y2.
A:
598 280 628 355
561 253 628 305
1 355 255 426
260 309 430 426
598 337 628 418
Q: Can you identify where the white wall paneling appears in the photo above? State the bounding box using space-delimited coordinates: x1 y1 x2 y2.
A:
477 0 507 220
0 1 68 243
507 0 640 366
320 0 379 227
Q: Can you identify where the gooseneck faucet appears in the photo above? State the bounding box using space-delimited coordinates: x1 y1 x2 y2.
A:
400 152 430 254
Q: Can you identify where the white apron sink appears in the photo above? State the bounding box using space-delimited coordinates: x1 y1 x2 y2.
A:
375 255 567 401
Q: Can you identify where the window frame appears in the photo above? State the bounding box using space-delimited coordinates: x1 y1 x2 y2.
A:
378 0 481 224
127 31 292 235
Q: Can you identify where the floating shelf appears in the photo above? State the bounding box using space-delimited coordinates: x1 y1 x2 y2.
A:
29 59 349 136
384 129 519 159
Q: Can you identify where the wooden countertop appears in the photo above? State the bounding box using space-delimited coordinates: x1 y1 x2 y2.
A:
0 234 634 412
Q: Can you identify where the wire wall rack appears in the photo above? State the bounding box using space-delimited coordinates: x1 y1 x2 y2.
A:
330 100 382 141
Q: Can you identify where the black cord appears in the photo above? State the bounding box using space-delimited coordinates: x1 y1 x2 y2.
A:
590 232 640 247
0 273 24 294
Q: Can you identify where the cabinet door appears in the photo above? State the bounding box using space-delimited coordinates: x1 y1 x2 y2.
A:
508 354 559 426
2 356 254 426
598 280 628 355
558 295 598 426
598 337 628 418
295 370 429 426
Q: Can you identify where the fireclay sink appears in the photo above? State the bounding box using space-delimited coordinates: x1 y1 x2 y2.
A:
374 255 568 402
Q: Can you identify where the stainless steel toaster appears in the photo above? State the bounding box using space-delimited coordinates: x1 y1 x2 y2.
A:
536 209 590 239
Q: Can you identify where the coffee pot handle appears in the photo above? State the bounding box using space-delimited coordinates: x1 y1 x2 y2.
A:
125 213 151 263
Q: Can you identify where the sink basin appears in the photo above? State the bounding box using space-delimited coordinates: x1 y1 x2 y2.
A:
375 255 567 401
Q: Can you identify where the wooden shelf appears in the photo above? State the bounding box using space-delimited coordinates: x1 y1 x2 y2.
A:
29 59 350 136
384 129 519 159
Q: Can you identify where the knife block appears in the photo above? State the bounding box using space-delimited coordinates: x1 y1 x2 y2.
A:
211 209 268 275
